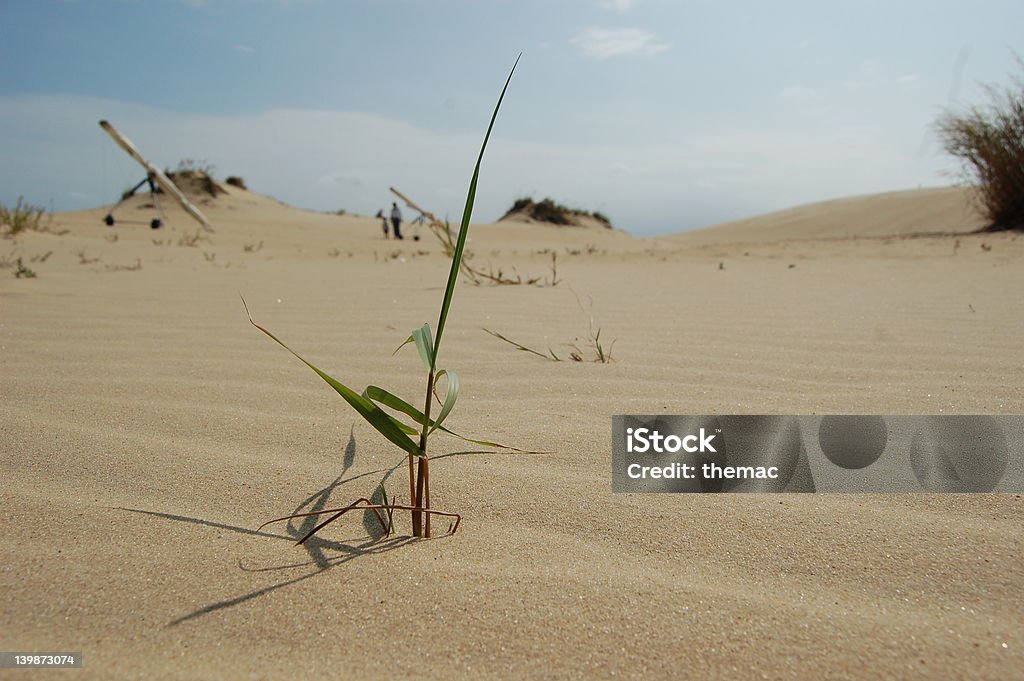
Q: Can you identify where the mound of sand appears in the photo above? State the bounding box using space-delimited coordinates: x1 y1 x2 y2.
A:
499 197 614 230
163 169 227 198
669 186 986 246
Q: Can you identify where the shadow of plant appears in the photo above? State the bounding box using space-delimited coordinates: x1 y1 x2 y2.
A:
120 428 415 626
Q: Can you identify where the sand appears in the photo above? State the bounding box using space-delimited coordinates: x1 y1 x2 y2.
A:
2 185 1022 680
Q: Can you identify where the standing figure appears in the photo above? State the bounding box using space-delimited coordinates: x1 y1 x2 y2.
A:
390 202 404 240
376 209 389 239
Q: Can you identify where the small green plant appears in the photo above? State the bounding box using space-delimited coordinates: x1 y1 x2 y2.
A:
1 197 47 237
936 60 1024 231
250 57 521 541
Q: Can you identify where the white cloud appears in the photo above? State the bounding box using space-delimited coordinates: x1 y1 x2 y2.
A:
233 44 255 54
570 27 669 59
600 0 639 12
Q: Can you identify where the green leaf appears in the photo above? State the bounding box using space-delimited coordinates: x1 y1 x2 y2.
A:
364 385 427 430
363 383 529 452
411 324 434 372
242 297 420 456
428 369 460 434
431 54 520 369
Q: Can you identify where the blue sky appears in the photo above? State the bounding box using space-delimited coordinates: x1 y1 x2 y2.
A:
1 0 1021 235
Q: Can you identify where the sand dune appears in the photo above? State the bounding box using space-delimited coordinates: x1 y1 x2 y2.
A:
667 187 987 247
1 185 1021 679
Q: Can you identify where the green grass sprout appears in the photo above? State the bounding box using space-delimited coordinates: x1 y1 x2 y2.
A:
248 55 521 540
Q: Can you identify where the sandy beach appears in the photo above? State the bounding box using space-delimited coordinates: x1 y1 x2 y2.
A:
2 185 1022 680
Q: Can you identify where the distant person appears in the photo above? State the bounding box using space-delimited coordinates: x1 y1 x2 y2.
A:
376 209 389 239
390 202 404 240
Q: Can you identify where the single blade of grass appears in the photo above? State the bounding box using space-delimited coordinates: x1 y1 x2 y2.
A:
242 297 420 456
483 327 561 361
431 54 520 370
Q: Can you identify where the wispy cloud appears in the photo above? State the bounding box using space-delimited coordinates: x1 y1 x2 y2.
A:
570 27 669 59
779 85 821 99
233 44 255 54
600 0 640 12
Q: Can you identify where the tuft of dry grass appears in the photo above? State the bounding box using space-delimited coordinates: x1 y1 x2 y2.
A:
1 197 48 237
13 257 37 278
502 197 614 229
936 60 1024 231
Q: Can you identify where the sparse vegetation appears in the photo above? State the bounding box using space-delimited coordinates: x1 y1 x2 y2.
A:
13 258 36 278
166 159 225 198
1 197 48 237
462 251 560 286
571 325 615 364
484 323 615 363
936 60 1024 231
78 248 101 265
177 230 210 248
501 197 613 229
391 188 563 286
105 258 142 272
250 57 522 541
484 288 616 364
225 176 248 190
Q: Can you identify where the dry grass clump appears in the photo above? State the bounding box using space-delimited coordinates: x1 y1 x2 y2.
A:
390 187 560 286
502 197 613 229
1 197 48 237
225 176 248 190
165 159 225 198
936 61 1024 231
484 289 616 363
13 258 37 278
